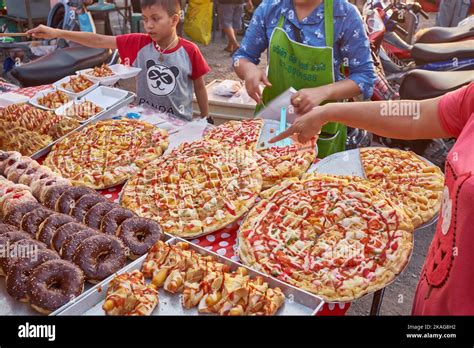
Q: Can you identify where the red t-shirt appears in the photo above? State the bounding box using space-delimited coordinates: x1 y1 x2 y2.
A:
115 34 210 120
412 82 474 315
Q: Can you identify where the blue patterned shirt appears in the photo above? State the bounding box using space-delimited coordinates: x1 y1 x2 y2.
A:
233 0 376 99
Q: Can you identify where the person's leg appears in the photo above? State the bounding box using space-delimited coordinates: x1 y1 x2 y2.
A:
219 4 240 52
436 0 458 27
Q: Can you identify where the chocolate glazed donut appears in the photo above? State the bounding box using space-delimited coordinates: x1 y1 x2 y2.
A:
117 217 162 259
55 186 95 215
0 223 19 235
0 238 47 276
20 208 55 237
51 222 89 253
100 208 135 236
60 229 97 261
73 234 127 283
28 259 84 314
6 249 59 302
36 214 75 248
3 201 43 228
41 185 71 210
70 194 106 223
83 202 119 230
0 231 31 276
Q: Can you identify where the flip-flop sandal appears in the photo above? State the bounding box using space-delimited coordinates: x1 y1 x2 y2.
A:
223 47 233 52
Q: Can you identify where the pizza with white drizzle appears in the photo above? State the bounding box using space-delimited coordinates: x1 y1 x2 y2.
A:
44 119 169 189
238 173 414 302
121 140 262 238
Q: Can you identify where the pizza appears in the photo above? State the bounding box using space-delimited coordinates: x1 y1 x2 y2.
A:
255 143 316 189
238 174 414 302
141 240 285 315
359 147 444 228
44 119 169 189
103 270 159 316
121 140 262 238
203 118 263 150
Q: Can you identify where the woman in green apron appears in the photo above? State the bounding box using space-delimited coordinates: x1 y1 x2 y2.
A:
233 0 376 157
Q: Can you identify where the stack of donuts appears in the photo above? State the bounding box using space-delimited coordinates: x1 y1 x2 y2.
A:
0 151 163 281
0 222 84 314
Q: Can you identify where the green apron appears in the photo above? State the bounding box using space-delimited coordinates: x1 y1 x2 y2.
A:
258 0 346 158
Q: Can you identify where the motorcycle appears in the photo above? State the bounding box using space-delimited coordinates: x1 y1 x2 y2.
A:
7 0 115 87
365 0 474 78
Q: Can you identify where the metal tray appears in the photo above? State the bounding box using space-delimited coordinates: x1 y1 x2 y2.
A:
54 237 324 316
30 91 136 159
0 214 169 316
308 147 439 231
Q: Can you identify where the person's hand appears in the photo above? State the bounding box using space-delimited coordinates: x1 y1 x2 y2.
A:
269 106 328 144
291 86 330 115
26 25 60 40
244 67 272 104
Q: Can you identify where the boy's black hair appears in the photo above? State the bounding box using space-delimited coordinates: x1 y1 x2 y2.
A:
140 0 181 16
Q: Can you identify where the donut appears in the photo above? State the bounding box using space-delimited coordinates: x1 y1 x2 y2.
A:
84 202 119 229
41 185 71 210
70 194 107 223
51 222 89 253
0 190 37 218
0 151 21 175
5 157 37 183
36 214 75 247
28 259 84 314
0 231 31 276
56 186 95 214
20 208 55 237
3 201 43 228
100 208 135 236
60 229 97 261
117 217 162 259
31 177 71 201
6 249 59 302
0 223 19 235
73 234 127 283
1 238 47 277
18 166 53 187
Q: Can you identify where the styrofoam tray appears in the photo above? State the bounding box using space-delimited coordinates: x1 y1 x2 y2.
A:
0 92 29 107
29 88 74 111
53 75 99 98
76 68 120 86
108 64 142 79
78 86 129 110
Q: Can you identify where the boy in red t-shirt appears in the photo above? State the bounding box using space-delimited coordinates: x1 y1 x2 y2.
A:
271 83 474 315
28 0 210 121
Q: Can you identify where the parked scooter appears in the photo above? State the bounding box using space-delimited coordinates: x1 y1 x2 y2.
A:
365 0 474 76
363 0 474 168
8 0 115 87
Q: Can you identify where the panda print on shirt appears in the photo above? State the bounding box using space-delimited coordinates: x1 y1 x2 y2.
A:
146 59 180 96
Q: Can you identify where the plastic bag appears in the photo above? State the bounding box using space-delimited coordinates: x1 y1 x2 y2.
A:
184 0 213 45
